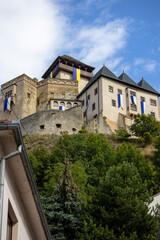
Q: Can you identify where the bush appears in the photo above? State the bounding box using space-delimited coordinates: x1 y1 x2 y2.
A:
115 127 131 141
143 132 153 144
130 114 160 140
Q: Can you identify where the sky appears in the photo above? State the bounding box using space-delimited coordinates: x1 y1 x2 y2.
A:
0 0 160 91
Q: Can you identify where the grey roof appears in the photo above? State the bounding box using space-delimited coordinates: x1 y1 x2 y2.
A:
42 55 95 79
77 65 119 97
118 72 137 87
137 78 159 95
77 66 160 98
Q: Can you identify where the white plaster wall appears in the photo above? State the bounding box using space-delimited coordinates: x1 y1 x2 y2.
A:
78 79 102 121
79 76 160 129
149 193 160 212
1 169 33 240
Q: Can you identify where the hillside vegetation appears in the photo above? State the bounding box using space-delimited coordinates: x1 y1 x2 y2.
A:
24 115 160 239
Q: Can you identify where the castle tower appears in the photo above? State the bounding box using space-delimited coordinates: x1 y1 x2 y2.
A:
37 55 95 112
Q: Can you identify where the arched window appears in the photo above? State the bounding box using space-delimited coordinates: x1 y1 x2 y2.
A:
53 101 58 107
73 103 78 107
67 102 71 108
60 102 65 106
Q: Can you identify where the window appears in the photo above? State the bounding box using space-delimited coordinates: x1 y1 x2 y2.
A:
112 99 116 107
40 125 45 130
87 94 90 100
61 93 65 98
7 201 18 240
130 91 136 96
5 90 12 98
141 96 145 101
37 99 39 105
56 123 62 128
82 100 84 106
72 128 76 132
109 86 113 93
130 104 137 111
60 102 65 106
73 103 78 107
27 92 30 99
94 88 98 95
7 215 13 240
150 99 156 106
67 102 71 108
53 101 58 107
118 89 122 94
92 103 95 111
150 112 155 118
50 93 54 97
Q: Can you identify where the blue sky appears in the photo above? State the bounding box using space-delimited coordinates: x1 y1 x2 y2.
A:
0 0 160 92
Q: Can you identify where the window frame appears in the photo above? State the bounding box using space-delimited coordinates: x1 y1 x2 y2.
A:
150 99 156 106
112 99 116 107
94 88 98 95
109 86 113 93
130 103 137 111
92 102 95 111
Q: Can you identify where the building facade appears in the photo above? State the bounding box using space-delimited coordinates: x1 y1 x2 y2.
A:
0 123 51 240
77 66 160 131
0 55 159 134
0 55 94 121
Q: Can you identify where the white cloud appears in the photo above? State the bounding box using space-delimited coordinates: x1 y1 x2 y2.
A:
0 0 68 84
134 58 145 66
0 0 129 85
69 19 129 69
144 61 157 73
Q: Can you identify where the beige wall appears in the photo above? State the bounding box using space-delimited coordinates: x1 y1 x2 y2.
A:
21 106 83 135
2 170 33 240
56 70 89 94
37 78 79 112
78 76 160 130
0 75 37 121
102 77 160 126
78 78 103 121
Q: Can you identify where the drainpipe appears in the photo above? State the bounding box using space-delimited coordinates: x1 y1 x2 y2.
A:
0 145 22 240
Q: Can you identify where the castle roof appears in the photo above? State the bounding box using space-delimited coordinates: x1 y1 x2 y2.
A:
77 65 119 97
77 66 160 98
118 72 137 87
42 55 95 79
137 78 159 95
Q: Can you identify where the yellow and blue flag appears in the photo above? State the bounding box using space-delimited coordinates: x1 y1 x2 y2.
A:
73 67 80 82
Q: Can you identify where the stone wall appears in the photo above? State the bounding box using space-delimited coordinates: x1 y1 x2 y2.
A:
21 105 83 135
85 114 112 135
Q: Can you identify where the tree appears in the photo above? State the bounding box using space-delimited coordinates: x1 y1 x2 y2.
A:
115 143 158 193
130 114 160 142
114 127 131 141
95 162 159 239
42 160 83 240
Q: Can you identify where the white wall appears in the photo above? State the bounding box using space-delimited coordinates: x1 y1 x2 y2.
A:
2 168 34 240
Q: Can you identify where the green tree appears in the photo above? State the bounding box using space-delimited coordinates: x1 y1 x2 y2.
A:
130 114 160 142
114 127 131 141
95 162 159 239
115 143 158 193
42 160 83 240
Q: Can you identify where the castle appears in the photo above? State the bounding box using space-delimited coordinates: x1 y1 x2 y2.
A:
0 55 159 135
